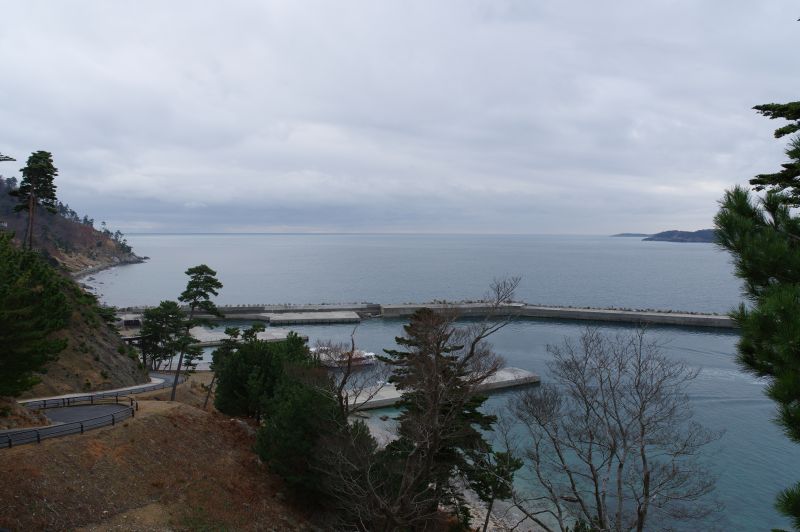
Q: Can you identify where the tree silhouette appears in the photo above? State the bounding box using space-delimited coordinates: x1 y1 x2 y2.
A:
11 151 58 249
170 264 223 401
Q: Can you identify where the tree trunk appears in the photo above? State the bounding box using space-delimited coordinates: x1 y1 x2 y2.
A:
171 306 195 401
482 498 495 532
170 349 184 401
203 374 216 409
26 194 35 250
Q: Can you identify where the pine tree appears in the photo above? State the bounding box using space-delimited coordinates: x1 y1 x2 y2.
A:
139 300 187 371
11 151 58 250
715 100 800 530
170 264 223 401
379 308 499 528
0 233 68 396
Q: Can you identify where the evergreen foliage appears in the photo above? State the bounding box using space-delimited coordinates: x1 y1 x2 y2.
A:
213 330 309 418
211 327 343 500
750 102 800 204
467 449 523 532
254 371 343 499
179 265 223 320
11 151 58 249
715 100 800 529
139 300 188 371
0 232 69 396
170 264 223 401
379 308 499 525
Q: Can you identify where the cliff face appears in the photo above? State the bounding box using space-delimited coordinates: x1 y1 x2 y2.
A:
0 178 143 274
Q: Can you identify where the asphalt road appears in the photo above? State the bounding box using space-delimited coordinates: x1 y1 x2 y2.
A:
0 403 133 448
1 372 186 449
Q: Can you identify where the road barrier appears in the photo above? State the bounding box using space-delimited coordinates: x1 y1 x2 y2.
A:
1 398 137 449
2 372 187 450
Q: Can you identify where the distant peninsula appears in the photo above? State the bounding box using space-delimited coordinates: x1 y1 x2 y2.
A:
644 229 717 243
611 229 718 243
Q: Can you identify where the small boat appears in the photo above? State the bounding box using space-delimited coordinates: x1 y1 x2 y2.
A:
310 346 377 368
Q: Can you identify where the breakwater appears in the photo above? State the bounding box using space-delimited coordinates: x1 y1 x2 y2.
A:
359 367 540 410
117 301 735 329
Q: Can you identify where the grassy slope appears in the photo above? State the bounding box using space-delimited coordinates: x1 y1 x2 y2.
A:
0 378 312 531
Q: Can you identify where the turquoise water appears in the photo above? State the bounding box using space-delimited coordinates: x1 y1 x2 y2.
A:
86 234 795 530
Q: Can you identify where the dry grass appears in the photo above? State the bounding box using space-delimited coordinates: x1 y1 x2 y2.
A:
0 397 50 430
135 372 216 411
0 379 311 531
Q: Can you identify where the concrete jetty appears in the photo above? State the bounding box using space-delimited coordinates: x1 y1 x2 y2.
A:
118 301 735 329
264 311 360 325
519 305 733 328
357 367 540 410
380 302 526 318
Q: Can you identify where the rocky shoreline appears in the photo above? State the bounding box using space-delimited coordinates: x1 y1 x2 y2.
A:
72 254 148 280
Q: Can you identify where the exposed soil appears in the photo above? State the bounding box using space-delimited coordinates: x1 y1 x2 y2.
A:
0 380 312 531
0 397 49 430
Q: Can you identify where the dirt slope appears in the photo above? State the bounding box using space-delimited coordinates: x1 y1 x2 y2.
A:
0 397 312 531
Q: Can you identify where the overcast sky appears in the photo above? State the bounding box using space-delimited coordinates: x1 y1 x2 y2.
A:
0 1 797 234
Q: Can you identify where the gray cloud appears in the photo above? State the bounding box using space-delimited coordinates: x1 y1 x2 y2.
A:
0 1 796 233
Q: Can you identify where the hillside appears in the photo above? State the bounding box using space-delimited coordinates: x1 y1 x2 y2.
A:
0 176 143 274
0 233 148 411
22 281 150 399
0 380 312 531
643 229 717 243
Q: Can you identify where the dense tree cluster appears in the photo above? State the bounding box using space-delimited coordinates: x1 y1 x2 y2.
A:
214 280 522 530
214 328 310 418
0 233 69 396
716 100 800 529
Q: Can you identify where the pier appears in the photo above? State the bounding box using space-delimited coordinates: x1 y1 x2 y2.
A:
357 367 540 410
118 301 736 329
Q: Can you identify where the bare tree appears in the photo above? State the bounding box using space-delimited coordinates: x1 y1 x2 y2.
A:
510 328 721 532
312 327 392 418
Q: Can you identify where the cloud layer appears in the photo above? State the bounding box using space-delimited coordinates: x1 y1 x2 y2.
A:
0 1 797 233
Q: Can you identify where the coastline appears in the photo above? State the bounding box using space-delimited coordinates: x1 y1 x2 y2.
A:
71 254 147 280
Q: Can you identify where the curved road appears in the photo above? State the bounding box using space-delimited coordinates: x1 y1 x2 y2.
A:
1 372 187 448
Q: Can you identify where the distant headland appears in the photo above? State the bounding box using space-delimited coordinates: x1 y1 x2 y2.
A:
612 229 717 243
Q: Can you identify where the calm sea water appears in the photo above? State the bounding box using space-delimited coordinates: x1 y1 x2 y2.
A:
87 233 741 312
86 234 796 530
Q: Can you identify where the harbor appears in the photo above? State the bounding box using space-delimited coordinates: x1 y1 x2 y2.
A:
118 301 735 329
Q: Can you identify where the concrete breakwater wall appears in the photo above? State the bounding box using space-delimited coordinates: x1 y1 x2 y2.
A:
519 305 733 328
118 302 735 329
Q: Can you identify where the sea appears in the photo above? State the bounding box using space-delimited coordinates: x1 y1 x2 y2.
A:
84 233 797 530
